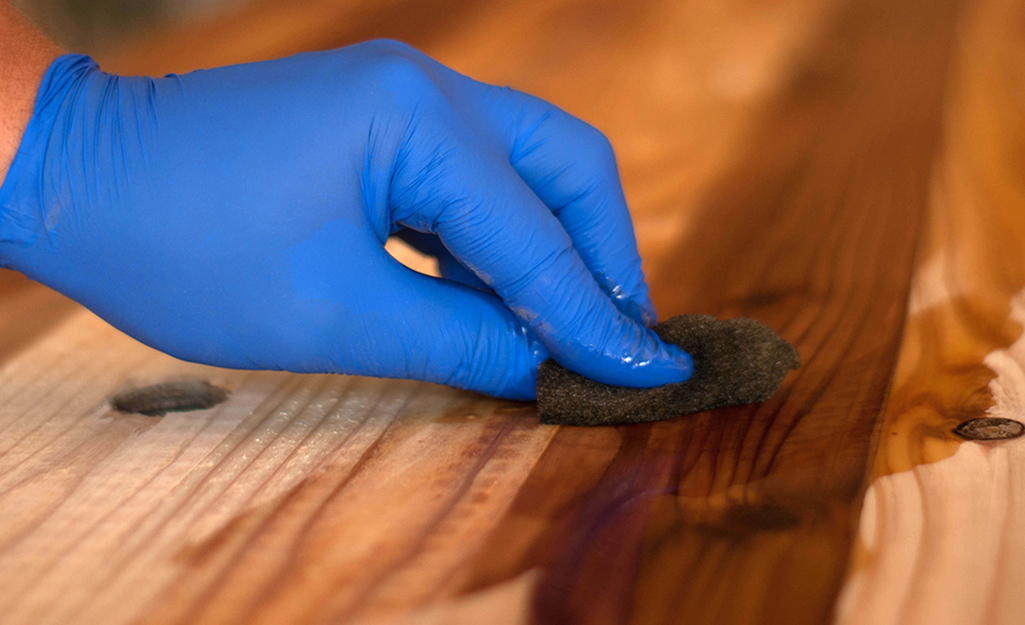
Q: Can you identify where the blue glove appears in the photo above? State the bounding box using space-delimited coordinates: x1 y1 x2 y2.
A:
0 40 693 400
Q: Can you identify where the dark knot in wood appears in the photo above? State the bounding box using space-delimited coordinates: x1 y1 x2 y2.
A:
953 417 1025 441
112 380 229 417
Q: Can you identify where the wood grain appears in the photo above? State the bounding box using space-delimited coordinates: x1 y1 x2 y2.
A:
3 0 1022 623
454 2 958 624
835 0 1025 621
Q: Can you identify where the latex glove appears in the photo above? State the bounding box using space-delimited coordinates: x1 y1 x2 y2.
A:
0 40 693 400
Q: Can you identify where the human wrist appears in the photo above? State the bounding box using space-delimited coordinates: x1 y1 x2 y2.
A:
0 3 62 183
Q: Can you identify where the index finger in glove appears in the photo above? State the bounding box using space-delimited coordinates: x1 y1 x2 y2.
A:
482 87 657 327
390 138 692 389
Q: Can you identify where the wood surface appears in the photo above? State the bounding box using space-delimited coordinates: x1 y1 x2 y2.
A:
834 0 1025 622
0 0 1023 623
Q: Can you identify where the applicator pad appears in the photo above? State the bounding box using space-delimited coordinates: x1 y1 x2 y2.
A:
536 315 800 426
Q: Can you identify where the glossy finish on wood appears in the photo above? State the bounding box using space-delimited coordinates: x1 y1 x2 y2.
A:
1 0 1023 623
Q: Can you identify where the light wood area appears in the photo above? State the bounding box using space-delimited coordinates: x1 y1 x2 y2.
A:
0 0 1023 623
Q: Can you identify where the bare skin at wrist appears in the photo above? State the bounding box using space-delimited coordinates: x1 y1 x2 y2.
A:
0 2 63 183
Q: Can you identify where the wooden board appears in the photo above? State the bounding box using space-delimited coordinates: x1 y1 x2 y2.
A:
1 0 1024 623
834 0 1025 622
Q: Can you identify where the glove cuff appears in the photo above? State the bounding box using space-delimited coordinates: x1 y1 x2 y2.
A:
0 53 98 266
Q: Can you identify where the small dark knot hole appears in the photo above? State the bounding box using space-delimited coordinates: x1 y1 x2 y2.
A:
953 417 1025 441
112 380 229 417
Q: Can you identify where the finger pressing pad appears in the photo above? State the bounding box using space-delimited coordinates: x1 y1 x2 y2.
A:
536 315 800 426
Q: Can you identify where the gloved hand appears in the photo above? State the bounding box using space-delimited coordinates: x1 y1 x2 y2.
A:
0 40 693 400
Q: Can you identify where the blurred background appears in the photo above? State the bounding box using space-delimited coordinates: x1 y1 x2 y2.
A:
10 0 250 49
